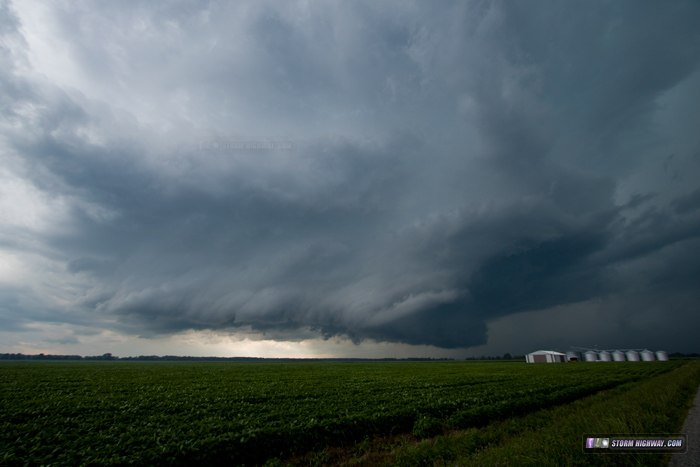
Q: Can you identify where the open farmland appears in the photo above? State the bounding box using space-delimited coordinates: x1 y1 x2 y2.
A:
0 360 688 466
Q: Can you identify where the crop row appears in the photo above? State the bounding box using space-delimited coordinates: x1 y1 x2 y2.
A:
0 360 681 466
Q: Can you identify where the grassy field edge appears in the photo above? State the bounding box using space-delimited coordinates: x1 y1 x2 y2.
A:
312 360 700 467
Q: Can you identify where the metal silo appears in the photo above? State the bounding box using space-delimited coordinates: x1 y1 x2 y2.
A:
567 351 582 362
612 350 626 361
626 350 640 361
656 350 668 361
598 350 611 362
585 350 598 362
641 350 655 361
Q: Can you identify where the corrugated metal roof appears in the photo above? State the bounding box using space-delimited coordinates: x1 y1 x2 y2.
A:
527 350 566 356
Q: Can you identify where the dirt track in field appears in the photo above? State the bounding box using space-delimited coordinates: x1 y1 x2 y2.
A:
668 384 700 467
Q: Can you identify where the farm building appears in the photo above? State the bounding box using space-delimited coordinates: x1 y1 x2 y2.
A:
525 350 567 363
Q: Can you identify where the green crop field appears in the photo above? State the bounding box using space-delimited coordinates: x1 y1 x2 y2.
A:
0 360 694 466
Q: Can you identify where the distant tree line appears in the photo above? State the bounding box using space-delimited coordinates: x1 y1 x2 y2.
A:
669 352 700 358
0 353 113 360
0 353 455 362
0 353 85 360
3 352 697 362
465 353 525 361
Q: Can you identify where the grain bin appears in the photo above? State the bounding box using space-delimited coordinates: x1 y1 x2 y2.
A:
598 350 611 362
584 350 598 362
656 350 668 361
641 349 655 361
567 351 582 362
626 350 640 361
612 350 626 362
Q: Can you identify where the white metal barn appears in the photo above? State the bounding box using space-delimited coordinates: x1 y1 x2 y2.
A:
526 350 567 363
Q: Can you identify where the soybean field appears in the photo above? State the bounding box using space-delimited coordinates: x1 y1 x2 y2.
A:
0 360 687 466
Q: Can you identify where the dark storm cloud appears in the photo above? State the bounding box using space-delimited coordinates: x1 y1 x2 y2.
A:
673 188 700 215
1 0 700 352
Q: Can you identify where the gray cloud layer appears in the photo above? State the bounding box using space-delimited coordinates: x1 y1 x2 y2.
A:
2 0 699 352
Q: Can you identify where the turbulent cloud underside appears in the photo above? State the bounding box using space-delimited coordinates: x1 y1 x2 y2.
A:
1 0 699 354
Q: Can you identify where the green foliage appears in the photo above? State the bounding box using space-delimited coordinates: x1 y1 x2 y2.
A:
0 360 682 466
412 415 443 439
384 361 700 467
262 458 284 467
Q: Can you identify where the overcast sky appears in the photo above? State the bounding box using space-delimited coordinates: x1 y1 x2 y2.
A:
1 0 699 359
